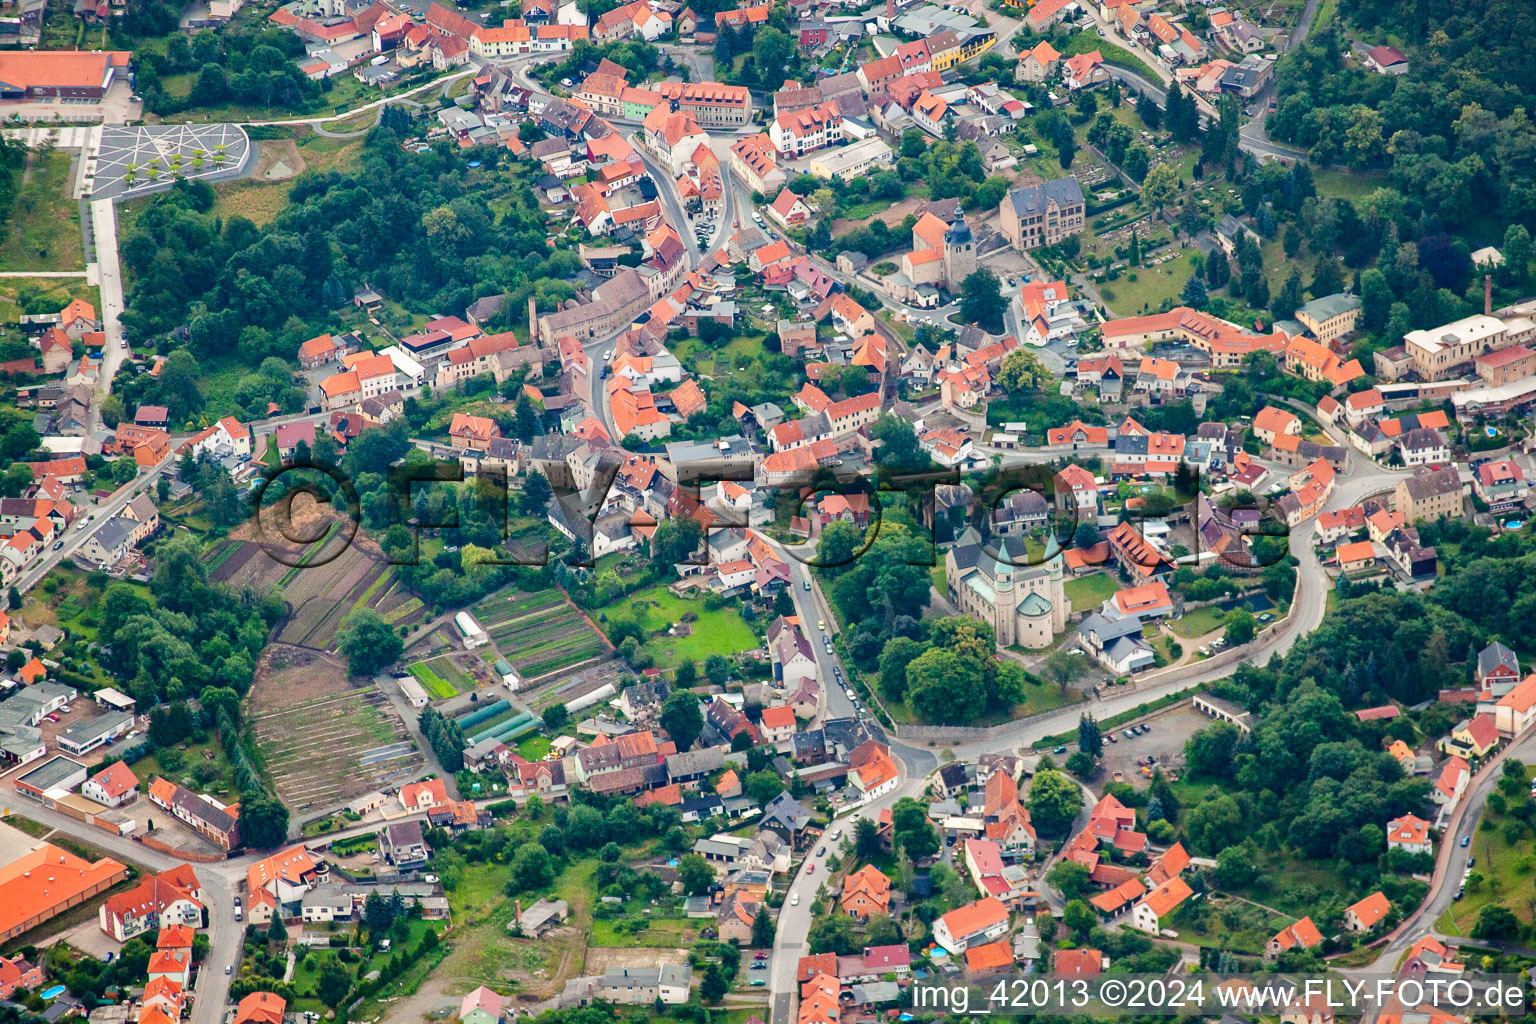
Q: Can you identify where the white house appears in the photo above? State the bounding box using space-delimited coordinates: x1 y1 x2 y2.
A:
1385 813 1432 856
932 897 1009 954
1129 877 1192 935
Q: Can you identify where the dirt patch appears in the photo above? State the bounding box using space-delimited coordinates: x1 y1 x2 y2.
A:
583 945 693 974
831 193 930 236
251 138 306 181
249 644 354 713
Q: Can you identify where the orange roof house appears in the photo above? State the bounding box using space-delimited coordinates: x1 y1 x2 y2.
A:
840 864 892 918
1344 891 1391 932
1052 948 1103 975
964 941 1014 974
234 992 287 1024
1266 916 1323 958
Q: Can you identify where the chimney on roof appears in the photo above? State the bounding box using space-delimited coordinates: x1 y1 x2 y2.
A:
1486 274 1492 316
886 0 893 19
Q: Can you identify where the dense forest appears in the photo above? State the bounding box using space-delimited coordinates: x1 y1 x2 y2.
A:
120 114 580 365
1270 18 1536 235
1161 519 1536 935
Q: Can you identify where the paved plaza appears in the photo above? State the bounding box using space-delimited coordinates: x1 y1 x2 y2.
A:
88 123 252 199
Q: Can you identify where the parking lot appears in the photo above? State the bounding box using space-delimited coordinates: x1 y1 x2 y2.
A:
1092 701 1212 791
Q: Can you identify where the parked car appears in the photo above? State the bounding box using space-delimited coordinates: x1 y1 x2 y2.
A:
1053 745 1067 754
1461 834 1471 847
791 893 800 905
806 864 814 875
1107 733 1118 743
803 580 811 591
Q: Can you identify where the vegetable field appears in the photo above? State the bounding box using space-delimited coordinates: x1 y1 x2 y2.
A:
478 587 610 682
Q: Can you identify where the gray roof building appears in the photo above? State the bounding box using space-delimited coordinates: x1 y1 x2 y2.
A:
1007 176 1085 218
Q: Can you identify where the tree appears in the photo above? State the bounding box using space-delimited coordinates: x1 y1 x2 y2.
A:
751 905 774 948
1063 899 1096 939
700 962 728 1004
752 27 792 81
1224 608 1256 645
854 818 881 859
1078 714 1102 757
1028 768 1084 837
890 797 938 859
1056 119 1076 169
1181 273 1208 307
1137 90 1162 129
238 793 290 849
1272 270 1304 320
677 853 714 895
1072 522 1100 549
1046 860 1092 901
705 654 731 685
960 269 1007 333
267 911 289 944
1039 649 1089 696
996 347 1050 391
337 609 404 676
1066 750 1097 778
520 469 552 515
1186 721 1240 777
745 770 785 805
1503 223 1532 285
541 702 569 731
315 956 352 1009
1141 163 1180 215
878 636 927 703
1472 903 1519 940
906 647 986 724
660 691 703 750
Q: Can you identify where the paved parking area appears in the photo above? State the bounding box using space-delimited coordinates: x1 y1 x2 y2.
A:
89 124 252 200
1095 702 1209 788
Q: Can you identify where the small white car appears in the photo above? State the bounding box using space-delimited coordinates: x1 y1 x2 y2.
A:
791 893 800 905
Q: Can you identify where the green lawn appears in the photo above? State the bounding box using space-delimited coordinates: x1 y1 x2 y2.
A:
1312 167 1386 204
1169 605 1229 638
1438 766 1534 935
517 735 552 761
1098 251 1201 317
1165 897 1292 954
610 585 758 671
1015 681 1089 717
1063 572 1117 612
931 565 946 595
0 149 83 271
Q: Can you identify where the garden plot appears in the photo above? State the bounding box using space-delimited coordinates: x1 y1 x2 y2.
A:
407 654 475 699
276 543 384 651
249 645 423 807
484 592 609 681
523 659 629 712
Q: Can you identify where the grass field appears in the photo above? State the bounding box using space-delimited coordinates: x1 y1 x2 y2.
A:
1437 766 1533 935
1166 897 1292 954
1169 605 1229 638
0 149 82 271
1064 572 1117 611
1098 251 1201 317
517 735 552 761
212 132 366 226
612 585 758 671
0 278 99 322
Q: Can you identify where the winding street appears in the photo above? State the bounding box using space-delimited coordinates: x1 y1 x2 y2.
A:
767 435 1421 1023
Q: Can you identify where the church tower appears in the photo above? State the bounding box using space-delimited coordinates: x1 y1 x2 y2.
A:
943 214 976 288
